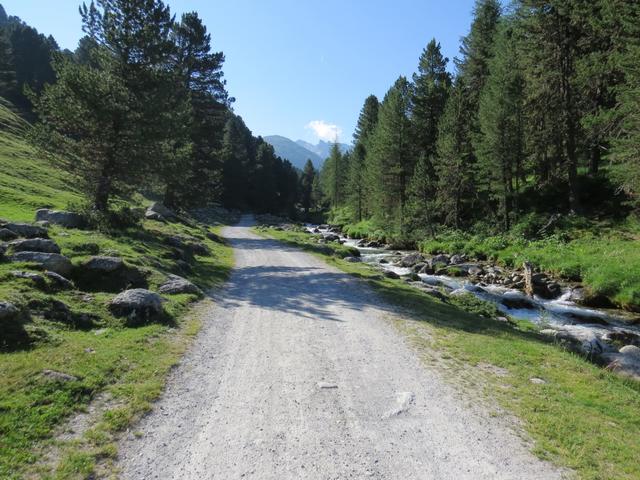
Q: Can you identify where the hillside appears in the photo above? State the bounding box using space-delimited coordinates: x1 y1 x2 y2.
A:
264 135 323 170
0 99 234 478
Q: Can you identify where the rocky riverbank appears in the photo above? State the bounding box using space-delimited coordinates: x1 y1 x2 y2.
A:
295 223 640 382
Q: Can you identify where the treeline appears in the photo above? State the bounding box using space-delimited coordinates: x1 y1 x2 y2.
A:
319 0 640 237
0 1 300 216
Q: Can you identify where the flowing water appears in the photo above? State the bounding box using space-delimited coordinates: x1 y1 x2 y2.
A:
307 225 640 345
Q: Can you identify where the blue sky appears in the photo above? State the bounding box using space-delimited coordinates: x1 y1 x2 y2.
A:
2 0 476 144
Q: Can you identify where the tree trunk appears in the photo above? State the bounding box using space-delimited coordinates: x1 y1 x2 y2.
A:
94 167 112 212
589 145 600 176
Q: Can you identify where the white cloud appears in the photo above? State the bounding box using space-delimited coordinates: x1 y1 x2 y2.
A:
305 120 343 142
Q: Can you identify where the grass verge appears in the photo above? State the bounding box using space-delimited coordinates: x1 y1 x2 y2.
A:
0 99 235 478
259 226 640 480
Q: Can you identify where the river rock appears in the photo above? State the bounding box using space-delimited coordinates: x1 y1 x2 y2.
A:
12 251 72 275
500 292 538 310
418 264 434 275
467 265 484 276
567 287 615 309
541 326 607 357
3 222 48 238
9 238 60 254
109 289 164 324
145 202 178 221
400 253 424 268
430 254 450 267
602 345 640 381
449 254 466 265
384 270 400 280
35 209 86 228
533 280 562 299
343 256 361 263
158 275 202 295
0 228 17 241
323 233 340 242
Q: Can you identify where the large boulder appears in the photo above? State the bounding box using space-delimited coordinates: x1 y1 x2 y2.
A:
500 292 539 310
0 301 29 348
83 256 123 272
9 238 60 254
44 271 75 290
0 228 18 241
158 275 202 295
400 252 424 268
12 251 72 276
164 236 210 256
109 289 165 325
602 345 640 381
429 254 450 268
35 209 86 228
449 254 466 265
0 301 20 321
75 256 146 292
541 326 608 358
2 222 48 239
145 202 177 222
11 270 47 289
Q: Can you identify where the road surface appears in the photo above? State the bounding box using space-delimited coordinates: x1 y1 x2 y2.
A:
118 216 565 479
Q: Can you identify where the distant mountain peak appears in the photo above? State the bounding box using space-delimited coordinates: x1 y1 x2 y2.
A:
264 135 350 170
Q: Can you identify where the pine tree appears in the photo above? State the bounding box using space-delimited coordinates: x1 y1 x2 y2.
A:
476 21 525 230
411 38 451 162
321 142 346 209
32 52 137 211
515 0 584 212
80 0 180 200
368 77 414 235
434 78 475 228
221 114 252 209
609 3 640 208
300 159 316 217
348 95 379 221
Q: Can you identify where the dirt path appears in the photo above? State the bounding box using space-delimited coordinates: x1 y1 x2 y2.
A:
117 216 565 479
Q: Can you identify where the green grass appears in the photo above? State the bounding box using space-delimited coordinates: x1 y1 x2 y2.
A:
260 227 640 480
418 225 640 311
0 99 234 478
0 100 80 221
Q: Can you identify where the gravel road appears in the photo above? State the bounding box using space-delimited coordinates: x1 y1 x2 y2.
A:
118 216 566 479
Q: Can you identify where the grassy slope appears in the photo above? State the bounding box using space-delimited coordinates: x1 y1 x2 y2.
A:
261 227 640 480
0 101 233 478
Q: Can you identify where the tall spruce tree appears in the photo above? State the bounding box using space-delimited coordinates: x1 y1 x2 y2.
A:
515 0 584 212
300 159 316 217
433 0 500 227
368 77 414 235
476 21 525 230
348 95 379 221
33 52 137 211
609 2 640 208
411 39 451 162
321 142 347 209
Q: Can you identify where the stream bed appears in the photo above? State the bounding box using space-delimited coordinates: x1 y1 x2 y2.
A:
304 225 640 372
